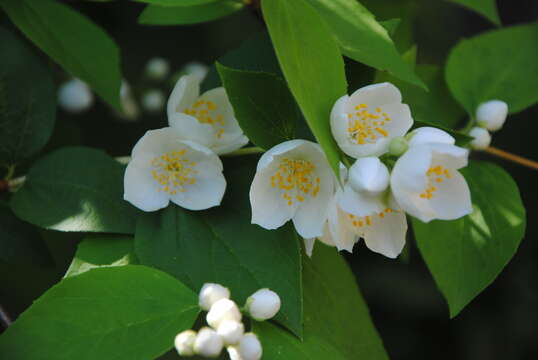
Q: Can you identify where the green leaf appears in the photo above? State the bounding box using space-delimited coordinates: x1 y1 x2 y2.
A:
305 0 425 89
0 28 55 165
1 0 122 110
10 147 141 234
135 0 221 5
0 265 200 360
254 243 388 360
135 158 303 337
413 161 526 317
262 0 347 178
217 64 297 149
448 0 501 26
65 235 137 278
446 22 538 115
139 1 244 25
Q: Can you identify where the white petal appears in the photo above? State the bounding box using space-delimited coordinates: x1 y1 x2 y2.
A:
390 145 431 194
429 143 469 170
256 139 311 172
427 170 472 221
348 157 389 194
348 82 402 109
124 155 170 212
469 127 491 150
304 237 316 257
408 127 455 147
212 134 249 155
167 75 200 119
476 100 508 131
318 221 336 247
339 138 391 158
169 112 215 148
131 127 184 158
330 96 351 145
380 103 414 138
337 183 385 217
328 199 358 253
362 211 407 258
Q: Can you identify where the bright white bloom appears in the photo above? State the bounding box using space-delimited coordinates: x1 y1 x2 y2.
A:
182 61 209 83
330 82 413 158
217 320 244 345
476 100 508 131
58 79 93 113
199 283 230 311
142 89 165 113
206 298 242 329
469 127 491 150
391 143 472 223
124 127 226 212
407 127 455 147
238 333 263 360
227 346 243 360
174 330 197 356
250 140 335 239
167 75 248 154
246 288 281 321
145 57 170 80
348 157 389 194
193 327 223 358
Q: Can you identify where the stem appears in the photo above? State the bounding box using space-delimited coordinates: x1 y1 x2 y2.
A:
484 146 538 170
223 147 264 157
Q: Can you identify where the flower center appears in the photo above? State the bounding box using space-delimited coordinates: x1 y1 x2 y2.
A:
184 99 225 138
420 165 452 199
347 103 391 145
347 208 394 228
270 158 320 206
151 150 197 195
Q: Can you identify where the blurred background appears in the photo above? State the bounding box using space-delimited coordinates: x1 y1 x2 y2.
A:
0 0 536 359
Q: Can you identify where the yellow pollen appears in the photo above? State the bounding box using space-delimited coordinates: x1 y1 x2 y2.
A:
150 150 197 194
184 99 225 139
420 165 452 200
347 103 390 145
272 158 319 206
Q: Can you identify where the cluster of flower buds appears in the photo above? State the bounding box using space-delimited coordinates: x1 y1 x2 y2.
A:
469 99 509 150
174 283 281 359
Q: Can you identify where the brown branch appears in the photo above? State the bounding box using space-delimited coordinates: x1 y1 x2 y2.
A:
484 146 538 170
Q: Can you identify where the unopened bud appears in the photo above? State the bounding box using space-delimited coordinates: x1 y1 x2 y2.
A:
469 127 491 150
227 346 243 360
145 57 170 80
217 320 244 345
182 62 209 83
407 127 455 147
238 333 263 360
193 327 223 358
246 288 281 321
174 330 196 356
206 298 242 329
348 157 389 195
476 100 508 131
58 79 93 113
141 89 164 113
388 136 408 156
199 283 230 311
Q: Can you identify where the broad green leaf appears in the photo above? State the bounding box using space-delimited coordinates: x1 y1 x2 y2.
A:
446 22 538 115
217 64 297 149
413 161 526 317
0 266 200 360
380 18 401 36
305 0 425 89
65 235 137 278
139 1 244 25
135 0 220 5
1 0 122 110
254 243 388 360
135 158 303 337
0 28 55 165
449 0 501 26
262 0 347 178
10 147 141 234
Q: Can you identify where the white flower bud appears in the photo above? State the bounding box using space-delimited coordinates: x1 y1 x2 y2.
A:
246 288 281 321
58 79 93 113
388 136 408 156
238 333 262 360
182 61 209 83
141 89 164 113
227 346 243 360
199 283 231 311
206 298 242 329
193 327 223 358
217 320 244 345
119 80 139 120
174 330 196 356
469 126 491 150
145 57 170 80
407 127 455 147
476 100 508 131
348 157 389 195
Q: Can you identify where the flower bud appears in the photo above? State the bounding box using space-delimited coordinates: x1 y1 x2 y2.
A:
348 157 389 195
206 298 242 329
217 320 244 345
407 127 455 147
58 79 93 113
238 333 263 360
193 327 223 358
145 57 170 80
476 100 508 131
227 346 243 360
141 89 164 113
199 283 231 311
182 61 209 83
469 126 491 150
388 136 408 156
174 329 196 356
245 288 281 321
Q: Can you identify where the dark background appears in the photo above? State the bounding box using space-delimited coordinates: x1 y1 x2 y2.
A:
1 0 537 359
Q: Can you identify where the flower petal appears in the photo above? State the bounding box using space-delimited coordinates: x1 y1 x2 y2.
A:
337 183 385 217
362 211 407 258
380 103 413 138
408 127 455 147
330 96 351 145
169 112 215 148
131 127 184 158
348 82 402 109
303 237 315 257
327 195 358 253
427 169 472 221
167 75 200 119
429 143 469 170
390 145 431 194
212 134 249 155
256 139 309 172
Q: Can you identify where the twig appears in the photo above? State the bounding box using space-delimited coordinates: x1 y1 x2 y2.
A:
484 146 538 170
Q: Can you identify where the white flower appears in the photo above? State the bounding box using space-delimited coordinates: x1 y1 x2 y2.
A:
142 89 165 113
391 143 472 223
347 157 389 194
174 330 196 356
199 283 231 311
217 320 244 345
58 78 93 113
476 100 508 131
330 82 413 158
469 127 491 150
206 298 242 329
246 288 281 321
407 127 455 147
227 346 243 360
249 140 335 239
193 327 223 358
182 61 209 83
123 127 226 212
238 333 263 360
145 57 170 80
167 75 248 154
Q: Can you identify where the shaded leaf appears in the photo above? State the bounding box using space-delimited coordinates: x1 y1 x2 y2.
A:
139 1 244 25
449 0 501 25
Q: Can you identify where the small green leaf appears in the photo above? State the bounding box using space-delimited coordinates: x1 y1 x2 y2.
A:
0 266 200 360
448 0 501 26
1 0 122 110
0 28 55 165
413 161 526 317
10 147 141 234
135 0 221 6
446 22 538 115
65 235 137 278
217 64 297 149
262 0 347 178
139 1 244 25
254 243 388 360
